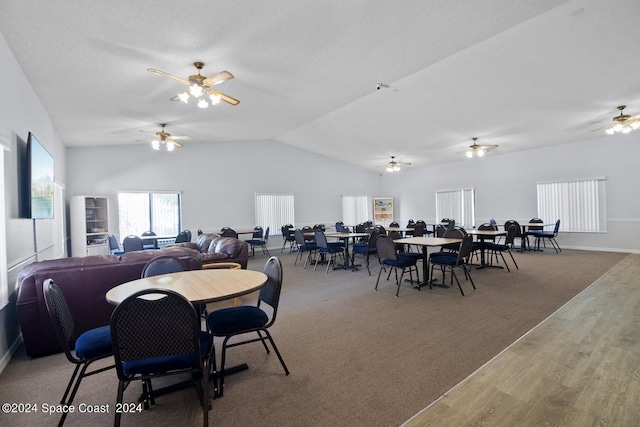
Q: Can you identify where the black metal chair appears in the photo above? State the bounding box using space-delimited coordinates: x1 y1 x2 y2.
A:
314 231 345 273
110 289 210 426
533 219 562 253
206 256 289 397
43 279 114 427
247 226 271 258
220 227 238 239
429 234 476 296
294 229 318 268
108 234 124 255
141 255 188 278
375 235 419 297
352 229 382 275
483 225 519 271
524 218 544 250
122 235 143 252
280 225 296 253
141 230 158 249
174 230 191 243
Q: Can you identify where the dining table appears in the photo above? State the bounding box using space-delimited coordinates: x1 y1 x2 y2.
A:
466 229 507 269
106 268 269 398
517 222 554 252
392 236 462 289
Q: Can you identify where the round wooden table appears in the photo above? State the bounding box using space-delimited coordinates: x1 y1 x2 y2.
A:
106 269 268 305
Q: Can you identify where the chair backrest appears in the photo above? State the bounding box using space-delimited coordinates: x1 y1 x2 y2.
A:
478 223 497 231
141 256 187 278
281 226 292 238
174 230 190 243
389 221 399 227
412 222 426 237
197 229 203 236
252 226 264 239
374 224 386 235
504 220 522 237
355 223 366 233
313 224 324 231
335 221 344 232
443 228 465 240
505 224 517 245
122 235 143 252
43 279 79 363
457 235 474 263
489 219 497 227
387 230 405 252
435 224 446 237
110 289 202 381
376 235 398 262
108 234 121 251
221 228 238 238
141 230 156 245
294 229 307 246
553 219 561 235
368 229 381 250
258 257 284 327
314 231 329 249
406 219 415 227
263 226 270 243
529 218 544 231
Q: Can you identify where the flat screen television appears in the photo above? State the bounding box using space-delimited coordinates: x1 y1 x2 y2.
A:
19 132 54 219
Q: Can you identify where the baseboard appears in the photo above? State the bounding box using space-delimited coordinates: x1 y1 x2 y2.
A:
0 334 22 375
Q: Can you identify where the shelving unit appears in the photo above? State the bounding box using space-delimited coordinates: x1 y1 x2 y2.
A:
373 197 394 226
71 196 110 257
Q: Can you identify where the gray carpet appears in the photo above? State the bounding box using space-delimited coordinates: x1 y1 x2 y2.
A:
0 248 627 426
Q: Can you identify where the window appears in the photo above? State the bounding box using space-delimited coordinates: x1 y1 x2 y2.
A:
118 191 181 238
435 188 475 228
341 195 369 226
537 178 606 232
255 193 295 236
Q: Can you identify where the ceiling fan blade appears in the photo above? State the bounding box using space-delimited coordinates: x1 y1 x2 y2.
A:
147 68 190 85
139 130 157 136
170 135 191 141
203 70 234 86
478 145 498 150
167 140 183 148
209 89 240 106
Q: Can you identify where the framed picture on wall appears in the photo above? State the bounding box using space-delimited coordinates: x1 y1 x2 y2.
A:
373 197 393 226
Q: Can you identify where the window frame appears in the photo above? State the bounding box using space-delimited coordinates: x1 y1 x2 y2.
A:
117 190 182 238
435 188 476 229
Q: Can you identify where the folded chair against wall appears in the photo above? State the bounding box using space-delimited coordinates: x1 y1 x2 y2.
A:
43 279 114 427
110 289 211 427
206 256 289 397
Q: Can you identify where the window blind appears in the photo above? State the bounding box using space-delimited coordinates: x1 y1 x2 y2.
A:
435 188 475 228
537 178 606 232
255 193 295 236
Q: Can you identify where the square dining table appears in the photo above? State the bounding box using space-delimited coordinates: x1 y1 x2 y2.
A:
392 236 462 288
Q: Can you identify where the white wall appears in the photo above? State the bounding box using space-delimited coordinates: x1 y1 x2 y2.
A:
66 139 381 239
380 133 640 252
0 32 68 369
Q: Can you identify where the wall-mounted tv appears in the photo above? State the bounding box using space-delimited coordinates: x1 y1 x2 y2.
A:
19 132 54 219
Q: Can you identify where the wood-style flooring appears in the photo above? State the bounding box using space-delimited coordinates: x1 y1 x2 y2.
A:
403 253 640 427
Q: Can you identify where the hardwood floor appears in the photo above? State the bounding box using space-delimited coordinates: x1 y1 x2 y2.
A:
403 253 640 427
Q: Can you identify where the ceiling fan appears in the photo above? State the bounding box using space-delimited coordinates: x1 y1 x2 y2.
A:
381 156 411 172
592 105 640 134
466 137 498 158
138 123 190 151
147 61 239 108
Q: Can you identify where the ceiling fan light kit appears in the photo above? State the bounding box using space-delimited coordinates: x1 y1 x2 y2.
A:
384 156 410 172
605 105 640 135
466 137 497 158
140 123 189 151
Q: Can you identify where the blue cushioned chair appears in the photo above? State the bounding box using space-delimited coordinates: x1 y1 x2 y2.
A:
314 230 345 273
294 229 318 268
483 224 519 271
110 289 210 426
429 234 476 296
174 230 191 243
533 219 562 253
206 257 289 397
141 230 158 249
108 234 124 255
43 279 114 427
280 225 296 253
122 235 143 252
353 229 382 275
246 226 271 258
375 235 419 297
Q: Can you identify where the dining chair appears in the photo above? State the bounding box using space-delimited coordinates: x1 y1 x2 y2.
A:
470 223 498 264
429 234 476 296
524 218 544 250
43 279 114 427
248 226 271 258
122 235 143 252
174 230 191 243
483 225 519 271
294 229 318 268
110 289 210 426
220 227 238 239
375 235 419 297
206 256 290 398
314 231 345 273
108 234 124 255
141 230 158 249
533 219 562 253
280 225 296 253
352 229 381 275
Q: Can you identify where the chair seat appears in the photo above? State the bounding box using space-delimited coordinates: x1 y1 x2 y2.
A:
532 231 553 238
483 242 509 251
122 331 211 376
399 252 421 261
74 325 112 360
320 245 344 254
207 306 269 335
353 243 376 255
382 257 416 268
430 256 464 266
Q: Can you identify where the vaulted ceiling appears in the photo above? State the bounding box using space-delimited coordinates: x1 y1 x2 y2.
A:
1 0 639 171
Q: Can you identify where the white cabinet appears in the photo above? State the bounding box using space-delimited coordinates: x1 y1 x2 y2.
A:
71 196 110 257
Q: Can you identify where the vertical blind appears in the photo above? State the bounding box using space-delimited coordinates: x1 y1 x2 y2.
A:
255 193 295 236
537 178 605 232
341 195 369 225
118 192 181 238
435 188 475 228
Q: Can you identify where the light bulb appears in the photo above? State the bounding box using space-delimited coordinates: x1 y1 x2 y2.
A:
613 123 623 132
151 140 160 150
631 122 640 130
622 126 632 134
197 97 209 109
166 141 175 151
209 92 221 105
477 149 485 157
606 127 615 135
190 83 203 98
386 167 393 172
394 166 401 172
466 151 473 158
178 91 190 103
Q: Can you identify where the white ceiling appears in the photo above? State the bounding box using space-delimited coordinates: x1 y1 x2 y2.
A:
1 0 639 171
